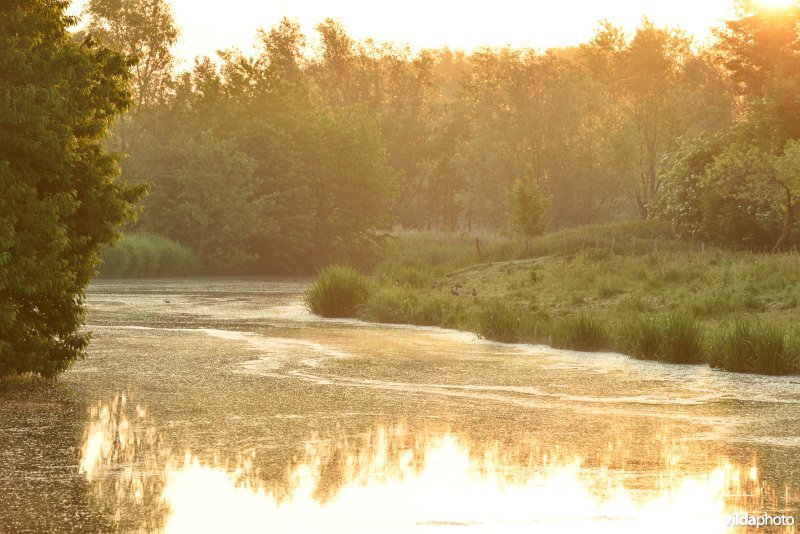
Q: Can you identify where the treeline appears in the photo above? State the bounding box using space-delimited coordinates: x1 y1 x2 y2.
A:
84 0 800 273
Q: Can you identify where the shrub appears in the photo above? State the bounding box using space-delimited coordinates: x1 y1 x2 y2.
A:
304 265 372 318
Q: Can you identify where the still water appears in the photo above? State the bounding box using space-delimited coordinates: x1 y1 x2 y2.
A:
1 278 799 532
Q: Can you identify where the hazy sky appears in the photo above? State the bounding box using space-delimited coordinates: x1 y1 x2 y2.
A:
68 0 743 66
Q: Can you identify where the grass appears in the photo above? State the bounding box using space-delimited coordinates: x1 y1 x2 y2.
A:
303 265 373 318
709 319 800 375
98 233 198 278
552 314 613 352
305 221 800 376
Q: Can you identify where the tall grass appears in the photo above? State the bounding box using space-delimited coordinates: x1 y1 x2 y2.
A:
362 286 467 328
475 299 524 343
552 314 613 352
660 311 705 364
710 319 799 375
303 265 372 318
98 233 198 278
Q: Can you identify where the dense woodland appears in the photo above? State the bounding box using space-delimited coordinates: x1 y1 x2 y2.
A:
83 0 800 273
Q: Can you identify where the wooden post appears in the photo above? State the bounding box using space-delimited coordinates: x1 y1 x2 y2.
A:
611 236 616 254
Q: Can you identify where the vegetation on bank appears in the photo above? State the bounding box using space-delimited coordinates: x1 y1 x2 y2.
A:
98 233 199 278
305 225 800 376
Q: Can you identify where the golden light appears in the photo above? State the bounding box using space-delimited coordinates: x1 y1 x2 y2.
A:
66 0 738 64
754 0 798 9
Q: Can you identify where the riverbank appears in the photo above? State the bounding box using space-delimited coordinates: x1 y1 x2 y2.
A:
306 224 800 376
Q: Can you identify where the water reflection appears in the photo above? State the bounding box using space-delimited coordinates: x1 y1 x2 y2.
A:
78 394 798 533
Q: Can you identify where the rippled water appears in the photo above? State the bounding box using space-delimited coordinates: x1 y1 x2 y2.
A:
1 278 799 532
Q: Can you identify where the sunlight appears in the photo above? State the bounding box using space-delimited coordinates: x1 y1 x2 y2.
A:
67 0 736 63
754 0 797 7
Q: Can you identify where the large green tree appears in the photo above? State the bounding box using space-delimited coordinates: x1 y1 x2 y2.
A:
0 0 142 378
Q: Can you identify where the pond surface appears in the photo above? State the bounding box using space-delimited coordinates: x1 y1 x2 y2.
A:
1 278 799 532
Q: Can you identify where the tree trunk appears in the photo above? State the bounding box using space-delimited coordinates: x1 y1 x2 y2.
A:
772 203 796 254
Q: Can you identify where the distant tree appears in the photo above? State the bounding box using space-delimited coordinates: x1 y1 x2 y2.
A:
620 20 692 219
508 168 551 254
154 131 266 273
85 0 179 108
714 0 800 138
770 139 800 251
0 1 143 378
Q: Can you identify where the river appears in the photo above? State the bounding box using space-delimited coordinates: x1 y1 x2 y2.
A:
1 278 799 532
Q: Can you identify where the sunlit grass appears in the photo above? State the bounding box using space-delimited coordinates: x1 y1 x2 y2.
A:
303 222 800 375
303 265 372 318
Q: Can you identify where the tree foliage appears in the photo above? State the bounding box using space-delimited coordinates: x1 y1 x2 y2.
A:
508 168 551 254
85 0 178 109
0 0 142 378
79 4 800 270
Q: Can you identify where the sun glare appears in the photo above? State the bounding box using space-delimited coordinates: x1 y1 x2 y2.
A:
755 0 797 9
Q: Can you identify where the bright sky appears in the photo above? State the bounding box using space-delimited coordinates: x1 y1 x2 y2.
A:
68 0 742 66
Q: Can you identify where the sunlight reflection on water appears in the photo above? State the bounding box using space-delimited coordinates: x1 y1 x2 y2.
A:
79 393 792 533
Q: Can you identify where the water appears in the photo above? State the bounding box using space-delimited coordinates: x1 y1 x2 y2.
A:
1 278 799 532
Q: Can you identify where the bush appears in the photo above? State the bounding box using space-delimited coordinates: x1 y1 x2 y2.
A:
710 319 799 375
304 265 372 318
98 233 198 278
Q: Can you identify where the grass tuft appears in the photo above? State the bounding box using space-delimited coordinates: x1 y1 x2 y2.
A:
710 319 799 375
303 265 372 318
553 314 612 352
476 299 524 343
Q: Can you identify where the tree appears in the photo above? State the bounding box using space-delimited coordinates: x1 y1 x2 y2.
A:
0 1 143 378
508 168 551 254
770 139 800 251
85 0 178 108
619 20 692 219
148 131 266 273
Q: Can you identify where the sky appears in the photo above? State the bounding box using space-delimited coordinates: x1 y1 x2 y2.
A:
67 0 744 66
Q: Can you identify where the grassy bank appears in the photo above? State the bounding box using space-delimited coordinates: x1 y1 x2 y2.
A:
305 223 800 376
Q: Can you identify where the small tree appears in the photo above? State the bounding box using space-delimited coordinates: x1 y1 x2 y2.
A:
508 168 551 255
